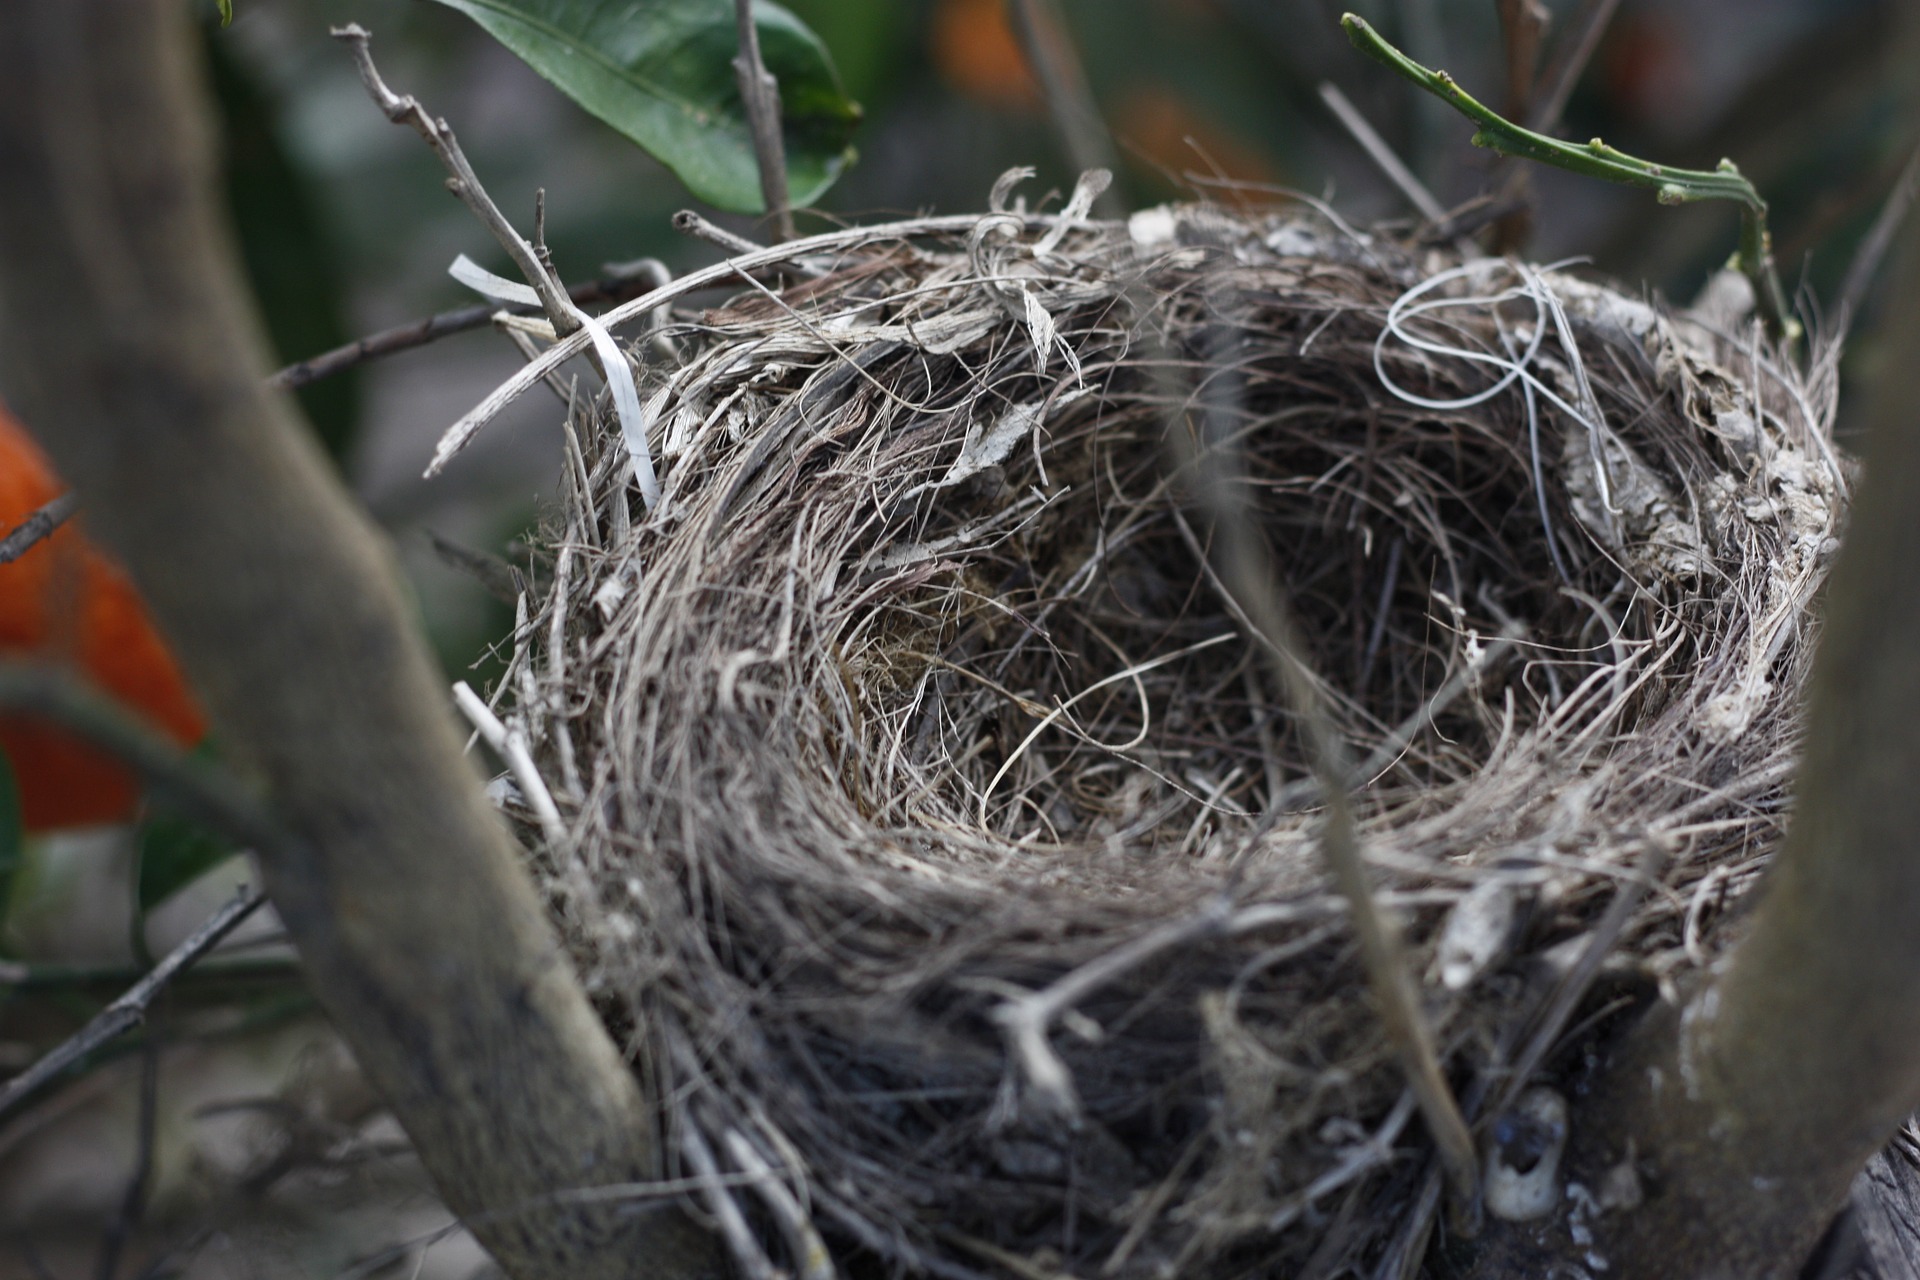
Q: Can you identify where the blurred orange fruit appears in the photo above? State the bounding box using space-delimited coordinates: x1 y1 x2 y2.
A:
932 0 1041 110
1113 84 1279 193
0 405 206 831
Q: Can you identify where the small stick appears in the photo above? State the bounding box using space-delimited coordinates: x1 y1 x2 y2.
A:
681 1121 781 1280
331 25 578 339
722 1128 837 1280
1526 0 1622 134
673 208 769 258
0 663 283 855
733 0 794 242
1836 142 1920 333
0 886 266 1120
988 897 1234 1121
1495 0 1550 121
452 681 568 850
1006 0 1122 218
0 491 77 565
94 1037 161 1280
1177 313 1482 1233
1341 11 1795 343
1317 82 1448 224
267 267 665 392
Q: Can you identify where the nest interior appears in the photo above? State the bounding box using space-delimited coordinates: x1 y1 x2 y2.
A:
485 195 1844 1279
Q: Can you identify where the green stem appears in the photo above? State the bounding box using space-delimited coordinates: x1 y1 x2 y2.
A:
1340 12 1798 343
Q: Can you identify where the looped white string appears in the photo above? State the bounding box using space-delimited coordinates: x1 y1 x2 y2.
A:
450 255 661 510
1371 257 1621 528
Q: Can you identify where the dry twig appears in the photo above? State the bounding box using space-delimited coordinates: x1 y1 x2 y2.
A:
733 0 794 242
0 491 76 565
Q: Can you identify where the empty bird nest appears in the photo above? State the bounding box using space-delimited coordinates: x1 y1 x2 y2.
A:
449 177 1846 1279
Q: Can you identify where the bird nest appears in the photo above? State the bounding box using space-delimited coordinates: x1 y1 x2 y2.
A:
472 188 1845 1278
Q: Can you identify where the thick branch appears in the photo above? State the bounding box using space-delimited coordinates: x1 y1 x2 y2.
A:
0 7 716 1277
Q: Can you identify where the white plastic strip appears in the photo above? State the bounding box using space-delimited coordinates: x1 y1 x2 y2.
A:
448 255 661 510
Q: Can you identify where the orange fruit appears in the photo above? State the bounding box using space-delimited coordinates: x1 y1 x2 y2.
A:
0 404 206 831
931 0 1041 111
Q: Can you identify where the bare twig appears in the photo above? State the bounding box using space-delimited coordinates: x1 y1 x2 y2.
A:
95 1037 162 1280
331 25 578 338
267 266 665 393
0 886 266 1120
1526 0 1622 134
1836 143 1920 333
674 208 767 258
733 0 794 242
986 896 1234 1121
0 490 77 564
1178 313 1482 1234
452 680 568 850
1495 0 1550 121
722 1128 838 1280
1317 82 1448 224
0 663 283 854
681 1120 781 1280
1005 0 1122 218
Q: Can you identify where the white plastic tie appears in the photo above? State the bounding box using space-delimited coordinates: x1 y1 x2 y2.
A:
448 254 660 509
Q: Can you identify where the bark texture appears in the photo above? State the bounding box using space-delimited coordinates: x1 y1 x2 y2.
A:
0 5 718 1277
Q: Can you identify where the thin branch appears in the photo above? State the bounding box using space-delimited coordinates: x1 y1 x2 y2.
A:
330 25 578 339
733 0 794 242
0 490 77 564
1495 0 1550 121
0 663 284 853
1836 142 1920 333
1317 82 1448 224
1177 311 1482 1234
1006 0 1122 218
95 1036 162 1280
268 266 665 393
1341 11 1795 343
0 886 266 1120
1526 0 1622 134
452 680 568 850
987 897 1234 1121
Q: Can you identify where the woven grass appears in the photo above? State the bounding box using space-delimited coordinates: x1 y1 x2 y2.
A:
471 188 1845 1279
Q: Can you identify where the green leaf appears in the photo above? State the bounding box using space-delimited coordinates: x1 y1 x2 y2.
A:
424 0 861 213
0 748 21 929
137 810 239 913
217 0 233 25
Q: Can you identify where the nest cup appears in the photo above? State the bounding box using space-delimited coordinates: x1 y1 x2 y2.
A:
486 191 1843 1278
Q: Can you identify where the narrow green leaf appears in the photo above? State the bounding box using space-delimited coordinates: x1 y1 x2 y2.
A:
217 0 233 26
425 0 861 213
137 810 239 913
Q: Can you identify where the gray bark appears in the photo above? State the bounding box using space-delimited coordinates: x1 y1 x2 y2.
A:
0 5 718 1277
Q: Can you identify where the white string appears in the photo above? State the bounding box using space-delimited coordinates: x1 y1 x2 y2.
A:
1371 257 1619 521
449 255 661 510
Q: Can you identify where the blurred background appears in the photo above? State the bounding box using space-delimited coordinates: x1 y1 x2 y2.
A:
1 0 1911 1274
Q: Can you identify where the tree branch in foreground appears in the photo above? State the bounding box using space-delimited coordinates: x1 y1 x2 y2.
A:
0 6 718 1277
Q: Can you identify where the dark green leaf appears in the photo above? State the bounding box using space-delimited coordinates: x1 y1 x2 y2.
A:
424 0 860 213
137 811 238 913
